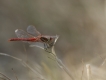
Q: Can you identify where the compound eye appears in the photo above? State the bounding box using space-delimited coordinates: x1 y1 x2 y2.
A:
50 37 52 40
41 37 48 42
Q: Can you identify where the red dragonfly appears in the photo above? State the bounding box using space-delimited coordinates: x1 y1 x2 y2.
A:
9 25 58 49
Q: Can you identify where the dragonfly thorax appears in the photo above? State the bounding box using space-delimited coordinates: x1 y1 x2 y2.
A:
40 37 49 42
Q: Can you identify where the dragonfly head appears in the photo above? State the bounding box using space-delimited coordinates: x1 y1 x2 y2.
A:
40 37 49 42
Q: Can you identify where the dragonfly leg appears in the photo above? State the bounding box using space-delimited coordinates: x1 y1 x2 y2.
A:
44 43 51 53
49 43 54 47
44 43 50 49
44 43 48 50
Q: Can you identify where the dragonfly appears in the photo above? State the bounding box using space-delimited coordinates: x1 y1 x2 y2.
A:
9 25 58 50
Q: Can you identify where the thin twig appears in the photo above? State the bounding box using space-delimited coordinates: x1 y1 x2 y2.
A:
81 59 84 80
23 43 28 62
0 53 46 80
11 68 18 80
56 58 75 80
101 57 106 66
0 72 12 80
86 64 91 80
51 46 75 80
94 53 104 60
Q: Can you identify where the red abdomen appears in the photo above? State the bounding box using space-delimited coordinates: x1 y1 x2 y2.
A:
9 38 38 42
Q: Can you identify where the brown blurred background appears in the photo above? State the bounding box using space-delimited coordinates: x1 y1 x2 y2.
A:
0 0 106 80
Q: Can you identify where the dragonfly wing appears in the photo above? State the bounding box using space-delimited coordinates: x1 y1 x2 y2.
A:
29 42 45 49
15 29 33 43
27 25 41 36
15 29 32 38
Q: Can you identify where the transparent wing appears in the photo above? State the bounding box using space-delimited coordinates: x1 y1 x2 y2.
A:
15 29 33 38
15 29 45 48
15 29 34 43
29 42 45 49
27 25 41 36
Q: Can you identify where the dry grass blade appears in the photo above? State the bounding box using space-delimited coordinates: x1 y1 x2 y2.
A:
56 58 75 80
0 53 46 80
0 53 22 61
51 46 75 80
11 68 18 80
101 58 106 66
81 59 84 80
86 64 91 80
0 72 12 80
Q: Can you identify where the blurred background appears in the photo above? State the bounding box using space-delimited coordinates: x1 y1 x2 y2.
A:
0 0 106 80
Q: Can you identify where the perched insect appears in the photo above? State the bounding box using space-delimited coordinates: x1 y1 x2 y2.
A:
9 25 58 50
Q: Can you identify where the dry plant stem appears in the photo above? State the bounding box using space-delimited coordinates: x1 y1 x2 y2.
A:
11 68 18 80
101 57 106 66
51 46 75 80
0 53 46 80
23 44 28 62
94 53 103 60
56 58 75 80
22 61 44 79
86 64 91 80
81 59 84 80
0 72 12 80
